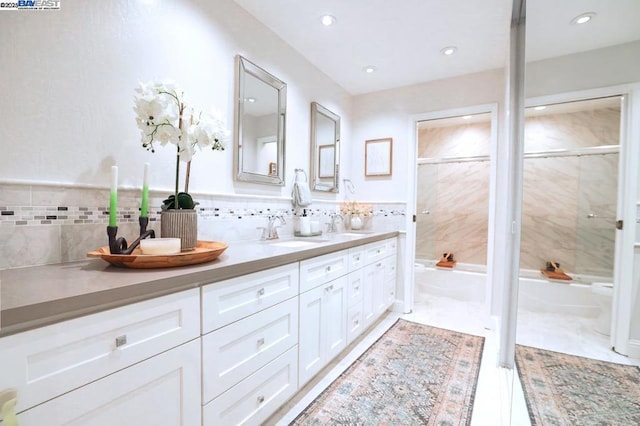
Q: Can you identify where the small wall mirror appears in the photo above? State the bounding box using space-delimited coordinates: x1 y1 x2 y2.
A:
234 56 287 185
310 102 340 192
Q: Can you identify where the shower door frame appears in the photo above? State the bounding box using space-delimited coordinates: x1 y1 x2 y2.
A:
406 103 499 329
525 84 640 357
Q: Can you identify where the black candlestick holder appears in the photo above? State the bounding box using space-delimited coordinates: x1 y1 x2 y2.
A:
107 216 155 254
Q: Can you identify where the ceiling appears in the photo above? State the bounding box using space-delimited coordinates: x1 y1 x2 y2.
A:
233 0 640 95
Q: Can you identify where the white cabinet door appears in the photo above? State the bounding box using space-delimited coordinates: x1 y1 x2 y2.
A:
298 285 325 386
298 276 348 386
17 339 201 426
324 276 348 361
363 260 385 328
384 255 398 309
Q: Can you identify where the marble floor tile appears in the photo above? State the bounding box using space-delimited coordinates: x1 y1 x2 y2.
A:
269 285 639 426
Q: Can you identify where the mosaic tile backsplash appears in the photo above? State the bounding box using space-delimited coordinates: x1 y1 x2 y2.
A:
0 183 405 269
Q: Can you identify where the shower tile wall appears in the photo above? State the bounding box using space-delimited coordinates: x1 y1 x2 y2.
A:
416 121 491 264
520 106 620 277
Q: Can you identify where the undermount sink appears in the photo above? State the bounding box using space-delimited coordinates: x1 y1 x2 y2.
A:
267 238 328 248
341 231 374 237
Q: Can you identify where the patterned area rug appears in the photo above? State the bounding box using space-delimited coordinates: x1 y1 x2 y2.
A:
292 319 485 425
515 345 640 425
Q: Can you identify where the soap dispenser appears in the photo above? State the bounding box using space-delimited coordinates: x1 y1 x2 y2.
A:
299 209 311 236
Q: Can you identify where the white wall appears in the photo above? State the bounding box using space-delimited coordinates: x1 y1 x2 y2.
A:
350 69 506 202
0 0 351 200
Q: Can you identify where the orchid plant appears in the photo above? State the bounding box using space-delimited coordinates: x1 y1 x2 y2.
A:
133 80 229 209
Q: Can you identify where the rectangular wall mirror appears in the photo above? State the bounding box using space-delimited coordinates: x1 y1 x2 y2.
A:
310 102 340 192
234 55 287 185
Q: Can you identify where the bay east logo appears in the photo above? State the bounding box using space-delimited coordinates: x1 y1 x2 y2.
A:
19 0 60 8
0 0 61 10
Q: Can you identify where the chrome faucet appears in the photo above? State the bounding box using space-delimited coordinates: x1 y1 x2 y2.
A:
258 215 286 240
326 213 343 233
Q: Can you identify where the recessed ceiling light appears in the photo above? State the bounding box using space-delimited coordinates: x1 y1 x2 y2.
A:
440 46 457 56
534 105 546 111
571 12 595 25
462 115 472 120
363 66 376 74
321 15 336 26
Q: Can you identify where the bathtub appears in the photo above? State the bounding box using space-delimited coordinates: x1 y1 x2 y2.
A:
414 260 610 317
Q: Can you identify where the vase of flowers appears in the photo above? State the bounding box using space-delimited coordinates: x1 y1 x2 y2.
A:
134 80 228 250
340 201 373 231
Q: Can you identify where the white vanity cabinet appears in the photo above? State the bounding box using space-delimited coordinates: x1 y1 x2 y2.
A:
298 250 350 387
201 263 300 425
346 268 365 344
362 238 398 329
17 339 201 426
0 288 201 425
0 233 399 426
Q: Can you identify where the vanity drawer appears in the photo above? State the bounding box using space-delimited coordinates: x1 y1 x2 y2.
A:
203 346 298 426
299 249 349 293
347 269 364 308
347 304 364 344
202 297 298 403
0 288 200 414
386 237 398 256
202 263 299 333
348 246 366 271
385 254 397 282
363 239 388 264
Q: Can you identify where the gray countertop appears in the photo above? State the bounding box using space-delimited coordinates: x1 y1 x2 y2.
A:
0 231 398 337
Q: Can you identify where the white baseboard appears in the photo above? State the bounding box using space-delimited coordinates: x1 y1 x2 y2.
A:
626 339 640 359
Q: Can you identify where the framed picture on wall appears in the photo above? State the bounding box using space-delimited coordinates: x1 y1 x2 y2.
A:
365 138 393 177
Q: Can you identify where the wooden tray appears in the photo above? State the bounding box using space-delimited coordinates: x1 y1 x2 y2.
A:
87 240 228 269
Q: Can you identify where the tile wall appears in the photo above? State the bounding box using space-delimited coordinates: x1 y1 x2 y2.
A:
416 121 491 264
0 183 405 269
416 105 619 278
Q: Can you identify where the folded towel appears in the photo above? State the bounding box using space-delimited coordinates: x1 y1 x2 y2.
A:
292 181 312 208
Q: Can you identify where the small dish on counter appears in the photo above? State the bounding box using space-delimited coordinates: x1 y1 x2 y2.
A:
139 238 181 255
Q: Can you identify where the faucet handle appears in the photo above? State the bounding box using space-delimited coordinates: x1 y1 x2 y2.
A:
256 226 268 241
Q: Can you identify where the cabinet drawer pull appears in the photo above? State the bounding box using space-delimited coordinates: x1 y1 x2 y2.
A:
354 319 359 326
355 256 360 261
257 395 265 404
115 335 127 348
377 262 382 267
325 284 334 292
257 337 265 346
257 288 265 296
326 265 332 272
376 249 381 254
